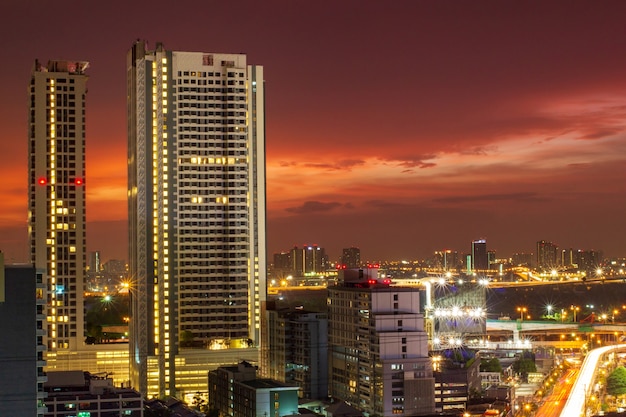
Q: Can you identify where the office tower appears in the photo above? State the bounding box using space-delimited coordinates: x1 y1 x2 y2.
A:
433 249 459 271
127 41 266 397
0 254 47 416
290 245 328 276
471 239 488 272
263 305 328 399
575 249 601 273
88 251 101 274
328 268 435 416
560 248 575 268
536 240 558 270
511 252 533 267
271 251 292 278
29 59 88 352
340 246 360 268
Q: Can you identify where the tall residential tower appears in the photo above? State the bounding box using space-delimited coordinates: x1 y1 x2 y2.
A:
127 41 266 397
29 59 88 352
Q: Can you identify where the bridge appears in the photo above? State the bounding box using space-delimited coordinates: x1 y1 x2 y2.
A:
487 319 626 344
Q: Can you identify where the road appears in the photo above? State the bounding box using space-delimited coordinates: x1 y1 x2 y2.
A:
535 367 578 417
560 344 626 417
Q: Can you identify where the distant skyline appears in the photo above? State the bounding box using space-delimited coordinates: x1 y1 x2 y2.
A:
1 1 625 263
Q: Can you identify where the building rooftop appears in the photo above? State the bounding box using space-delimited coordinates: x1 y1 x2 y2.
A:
34 59 89 74
240 378 296 389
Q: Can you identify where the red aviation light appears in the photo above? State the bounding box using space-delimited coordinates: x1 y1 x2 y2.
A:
38 177 47 185
74 178 84 186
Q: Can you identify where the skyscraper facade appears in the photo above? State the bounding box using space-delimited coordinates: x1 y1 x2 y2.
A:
328 268 435 416
0 255 47 416
471 239 488 272
536 240 558 270
29 59 88 352
263 305 328 400
290 245 328 275
340 247 361 268
127 41 266 397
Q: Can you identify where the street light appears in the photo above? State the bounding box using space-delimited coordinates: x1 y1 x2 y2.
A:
570 305 580 322
517 306 527 322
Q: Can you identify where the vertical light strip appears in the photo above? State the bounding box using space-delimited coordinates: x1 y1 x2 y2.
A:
49 78 57 339
161 56 170 365
151 60 160 354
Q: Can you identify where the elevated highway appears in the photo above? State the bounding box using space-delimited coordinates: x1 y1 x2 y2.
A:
487 319 626 344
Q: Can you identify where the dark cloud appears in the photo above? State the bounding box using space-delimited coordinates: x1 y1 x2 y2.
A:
381 155 437 169
302 159 366 171
579 128 623 140
433 192 547 204
285 201 343 214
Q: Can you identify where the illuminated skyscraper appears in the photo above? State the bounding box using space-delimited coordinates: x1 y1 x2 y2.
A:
536 240 558 269
471 239 488 272
28 59 88 352
290 245 327 275
127 41 266 397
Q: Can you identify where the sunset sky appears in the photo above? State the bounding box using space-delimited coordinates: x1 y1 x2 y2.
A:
1 1 625 263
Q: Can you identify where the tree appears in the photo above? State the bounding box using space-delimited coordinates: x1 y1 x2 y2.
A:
513 358 536 381
180 330 194 347
192 391 208 413
607 366 626 396
480 357 502 373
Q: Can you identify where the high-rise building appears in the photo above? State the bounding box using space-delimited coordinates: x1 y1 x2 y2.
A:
290 245 328 275
29 59 88 352
127 40 266 397
0 255 47 416
433 250 459 271
328 268 435 416
28 59 131 385
340 247 361 268
536 240 558 270
263 304 328 400
575 249 601 273
88 251 101 274
560 248 575 268
511 252 533 267
471 239 488 272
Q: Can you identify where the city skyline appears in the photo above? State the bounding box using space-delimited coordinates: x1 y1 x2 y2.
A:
1 1 626 262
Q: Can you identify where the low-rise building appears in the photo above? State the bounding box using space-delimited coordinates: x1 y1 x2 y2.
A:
433 354 481 413
209 362 299 417
44 371 143 417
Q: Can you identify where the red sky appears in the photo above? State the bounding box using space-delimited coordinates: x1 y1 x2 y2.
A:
1 1 625 263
